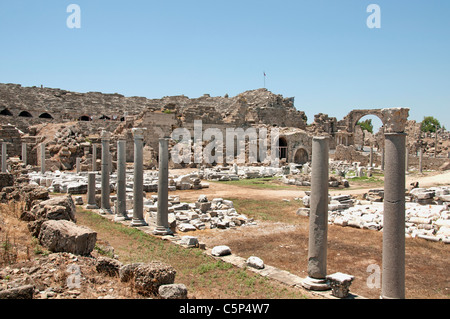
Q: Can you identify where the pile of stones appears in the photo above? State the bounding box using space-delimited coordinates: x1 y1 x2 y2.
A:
329 202 450 243
144 195 256 232
200 165 282 181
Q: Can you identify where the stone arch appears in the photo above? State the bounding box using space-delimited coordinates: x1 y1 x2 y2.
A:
39 112 53 119
278 136 288 161
78 115 91 121
99 115 111 120
18 111 33 118
293 147 309 164
0 108 13 116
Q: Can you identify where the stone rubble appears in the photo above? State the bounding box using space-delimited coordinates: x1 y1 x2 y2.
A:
312 185 450 243
144 195 256 233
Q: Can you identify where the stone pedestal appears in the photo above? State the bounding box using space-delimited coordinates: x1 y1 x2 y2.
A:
100 131 112 214
302 136 330 291
115 137 129 221
382 132 406 299
154 138 172 235
130 128 147 227
86 172 98 209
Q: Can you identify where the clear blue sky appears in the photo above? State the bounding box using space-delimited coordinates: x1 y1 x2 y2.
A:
0 0 449 129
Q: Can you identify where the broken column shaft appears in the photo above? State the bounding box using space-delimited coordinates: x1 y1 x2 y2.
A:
382 132 406 299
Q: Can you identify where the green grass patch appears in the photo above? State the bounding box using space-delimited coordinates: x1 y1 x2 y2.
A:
75 207 308 299
212 177 299 190
230 198 302 224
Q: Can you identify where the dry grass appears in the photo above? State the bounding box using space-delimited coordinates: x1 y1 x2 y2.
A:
195 198 450 299
75 208 314 299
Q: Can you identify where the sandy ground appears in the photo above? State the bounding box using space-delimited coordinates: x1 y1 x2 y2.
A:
169 169 450 203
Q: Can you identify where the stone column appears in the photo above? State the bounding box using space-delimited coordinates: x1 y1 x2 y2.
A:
1 142 7 173
22 143 27 166
115 136 129 221
382 132 406 299
92 144 97 171
86 172 98 209
369 146 373 168
381 147 385 171
405 146 409 173
40 143 46 175
130 128 147 227
154 137 172 235
76 157 81 174
419 147 423 174
302 136 330 291
100 131 112 214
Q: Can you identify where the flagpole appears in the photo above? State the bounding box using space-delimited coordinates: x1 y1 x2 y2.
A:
263 71 266 89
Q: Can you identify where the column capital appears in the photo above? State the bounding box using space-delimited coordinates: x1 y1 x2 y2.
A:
381 108 409 133
132 128 146 139
100 130 111 140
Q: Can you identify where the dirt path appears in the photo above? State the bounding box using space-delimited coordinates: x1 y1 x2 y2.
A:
170 170 450 203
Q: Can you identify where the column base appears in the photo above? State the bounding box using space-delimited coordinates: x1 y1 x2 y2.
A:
85 204 99 210
114 215 131 222
153 226 173 236
100 208 113 215
130 218 148 227
301 277 330 291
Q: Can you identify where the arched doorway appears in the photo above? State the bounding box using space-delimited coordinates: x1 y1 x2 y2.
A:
19 111 33 118
78 115 91 121
279 137 288 161
294 148 309 164
39 112 53 119
0 109 13 116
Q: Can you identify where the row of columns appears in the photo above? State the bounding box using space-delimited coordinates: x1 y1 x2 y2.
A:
304 132 406 299
84 129 171 234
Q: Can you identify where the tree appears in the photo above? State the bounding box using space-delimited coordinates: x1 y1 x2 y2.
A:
421 116 441 133
357 119 373 133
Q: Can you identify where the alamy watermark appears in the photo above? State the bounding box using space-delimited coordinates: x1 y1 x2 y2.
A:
367 4 381 29
66 4 81 29
170 120 281 166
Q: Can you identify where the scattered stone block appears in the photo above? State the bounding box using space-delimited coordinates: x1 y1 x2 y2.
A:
246 256 264 269
38 219 97 256
211 245 231 256
158 284 188 299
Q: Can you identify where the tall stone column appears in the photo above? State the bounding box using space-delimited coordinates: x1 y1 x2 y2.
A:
40 143 46 175
381 147 385 171
369 146 374 168
115 136 129 221
76 157 81 174
86 172 98 209
419 147 423 174
92 144 97 171
302 136 330 291
154 137 172 235
130 128 147 227
382 132 406 299
100 130 112 214
22 143 27 166
405 146 409 173
1 142 7 173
